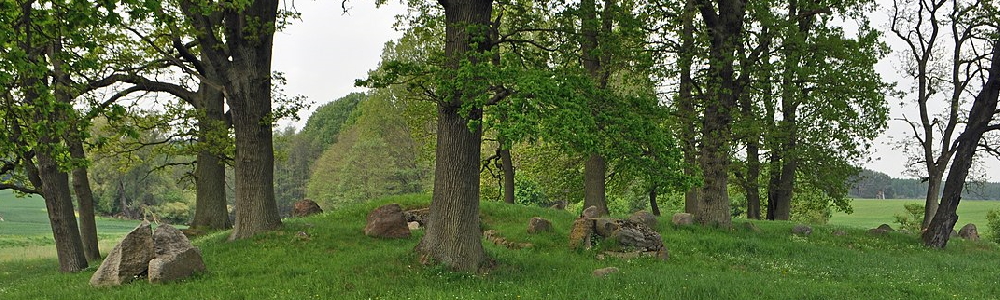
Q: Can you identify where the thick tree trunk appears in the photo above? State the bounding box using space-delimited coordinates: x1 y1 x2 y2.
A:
583 154 609 215
415 0 493 273
921 171 942 229
67 139 100 261
923 40 1000 248
695 0 746 227
34 147 88 272
499 147 515 204
191 81 231 230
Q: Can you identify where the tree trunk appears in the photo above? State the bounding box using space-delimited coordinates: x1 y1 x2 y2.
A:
415 0 493 273
191 80 232 230
219 0 282 240
743 141 762 219
679 0 700 215
649 187 661 216
500 148 515 204
921 170 943 229
583 154 609 215
695 0 746 227
33 143 88 272
923 40 1000 248
67 139 100 261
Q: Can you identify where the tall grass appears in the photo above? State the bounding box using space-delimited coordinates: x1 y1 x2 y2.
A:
2 194 999 299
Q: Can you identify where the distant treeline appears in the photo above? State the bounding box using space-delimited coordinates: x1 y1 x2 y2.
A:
849 169 1000 200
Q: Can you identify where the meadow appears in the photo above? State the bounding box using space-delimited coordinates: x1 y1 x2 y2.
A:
829 198 1000 236
1 193 999 299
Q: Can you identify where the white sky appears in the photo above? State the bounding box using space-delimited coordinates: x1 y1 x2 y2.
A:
271 0 998 181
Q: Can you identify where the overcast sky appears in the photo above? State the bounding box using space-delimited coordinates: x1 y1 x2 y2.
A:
270 0 997 181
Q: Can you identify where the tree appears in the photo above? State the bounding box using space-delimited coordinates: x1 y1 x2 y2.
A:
411 0 494 272
890 0 996 228
924 38 1000 248
177 0 284 240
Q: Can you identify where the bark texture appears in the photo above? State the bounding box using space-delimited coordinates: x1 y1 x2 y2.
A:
923 40 1000 248
500 148 516 204
694 0 746 226
415 0 493 272
68 138 101 261
190 79 231 230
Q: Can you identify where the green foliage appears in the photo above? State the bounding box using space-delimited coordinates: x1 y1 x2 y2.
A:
893 204 925 232
300 93 366 151
986 210 1000 244
306 92 427 209
4 195 1000 299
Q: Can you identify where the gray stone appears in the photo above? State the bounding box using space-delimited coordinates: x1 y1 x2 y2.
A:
408 221 421 231
791 224 812 236
582 206 601 218
527 217 553 234
612 227 663 251
365 204 411 239
594 218 622 237
743 222 761 232
869 224 894 235
671 213 694 226
959 224 980 241
90 221 154 287
629 211 658 229
592 267 620 277
148 224 206 284
402 208 429 227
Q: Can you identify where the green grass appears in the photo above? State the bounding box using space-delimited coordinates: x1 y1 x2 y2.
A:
0 190 141 260
830 199 1000 235
2 194 999 299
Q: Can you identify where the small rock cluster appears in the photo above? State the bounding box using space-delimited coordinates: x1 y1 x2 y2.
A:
90 221 205 287
569 207 668 260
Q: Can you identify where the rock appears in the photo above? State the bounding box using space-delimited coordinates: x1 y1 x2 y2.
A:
582 206 601 218
568 218 595 250
613 227 664 251
671 213 694 226
869 224 894 235
629 211 658 229
485 230 532 249
292 199 323 217
527 217 553 234
148 224 206 284
791 224 812 236
90 221 154 287
294 231 311 241
743 222 761 232
594 218 622 237
832 230 847 236
364 204 411 239
951 230 960 238
959 224 979 241
654 247 670 260
547 201 567 210
402 208 429 227
592 267 620 277
408 221 421 231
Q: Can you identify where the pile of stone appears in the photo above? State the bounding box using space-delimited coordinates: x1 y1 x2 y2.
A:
568 207 669 260
90 221 206 287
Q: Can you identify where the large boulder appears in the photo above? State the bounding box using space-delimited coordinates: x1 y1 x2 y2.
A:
594 218 622 237
527 217 553 234
672 213 694 226
148 225 206 284
292 199 324 218
629 211 658 230
364 204 411 239
90 221 154 287
958 223 980 241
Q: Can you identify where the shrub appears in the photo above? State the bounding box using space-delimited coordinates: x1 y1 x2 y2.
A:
987 209 1000 244
893 203 924 232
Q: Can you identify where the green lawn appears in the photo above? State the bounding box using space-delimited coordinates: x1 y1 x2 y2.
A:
1 194 999 299
829 198 1000 235
0 190 141 260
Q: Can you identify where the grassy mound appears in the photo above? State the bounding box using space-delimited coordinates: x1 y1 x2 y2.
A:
2 194 998 299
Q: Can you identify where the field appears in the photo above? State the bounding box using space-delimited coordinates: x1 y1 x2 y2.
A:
829 198 1000 236
1 194 999 299
0 190 141 261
